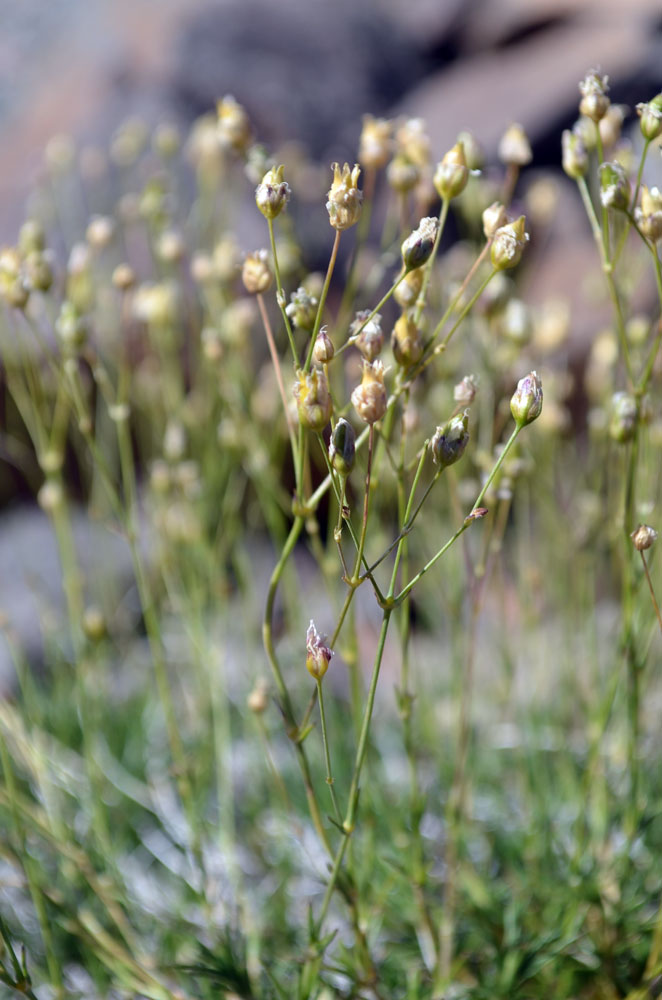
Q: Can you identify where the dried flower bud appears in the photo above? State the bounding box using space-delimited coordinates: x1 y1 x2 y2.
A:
312 327 334 364
498 123 532 166
247 681 269 714
351 310 384 361
391 312 423 368
454 374 478 407
510 371 543 427
255 164 291 220
609 391 637 443
242 249 273 295
401 216 439 271
457 129 485 171
635 186 662 242
286 285 318 329
482 201 508 239
637 93 662 141
491 216 529 270
579 70 610 123
326 162 362 231
631 524 657 551
393 267 423 308
359 115 392 170
351 359 388 424
306 620 334 680
329 417 356 475
216 95 252 154
599 162 631 211
433 142 468 200
386 153 420 194
293 367 332 431
561 129 589 180
430 412 470 468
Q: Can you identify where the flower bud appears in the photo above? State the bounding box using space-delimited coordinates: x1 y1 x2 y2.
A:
312 327 334 364
86 215 115 250
351 360 388 424
396 117 430 167
433 142 468 200
491 216 529 271
393 267 423 308
561 129 589 180
24 250 53 292
242 249 273 295
510 371 543 427
247 681 269 714
306 620 334 680
635 186 662 242
482 201 508 239
454 374 478 407
579 70 610 123
255 164 291 220
637 94 662 141
430 412 470 468
326 162 362 231
599 105 625 148
631 524 657 552
401 216 439 272
500 298 532 346
55 300 87 352
0 248 29 309
609 391 637 443
350 310 384 361
18 220 46 254
456 129 485 171
82 606 107 643
498 123 532 167
293 368 332 431
286 285 318 330
391 313 423 368
112 263 136 291
599 162 631 212
386 153 420 194
216 95 252 154
329 418 356 475
359 115 392 170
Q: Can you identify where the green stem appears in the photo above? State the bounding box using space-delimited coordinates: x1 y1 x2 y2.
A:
316 679 342 823
267 217 298 362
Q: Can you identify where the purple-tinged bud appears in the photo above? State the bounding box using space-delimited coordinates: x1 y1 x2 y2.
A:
255 164 291 220
579 70 610 123
609 391 637 443
430 412 470 468
312 326 335 365
599 162 631 212
351 360 388 424
562 129 589 180
329 418 356 475
391 312 423 368
631 524 657 552
637 94 662 141
306 620 333 680
293 368 333 431
510 371 543 427
433 142 469 200
491 216 529 271
401 216 439 272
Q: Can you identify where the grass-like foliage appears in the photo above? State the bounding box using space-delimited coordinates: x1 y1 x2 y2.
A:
0 75 662 999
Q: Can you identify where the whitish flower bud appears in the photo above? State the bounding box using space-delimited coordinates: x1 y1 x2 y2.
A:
293 368 332 431
0 248 29 309
599 162 631 211
216 95 252 154
164 421 186 462
247 682 268 714
433 142 468 200
430 412 470 468
401 216 439 272
156 229 185 264
635 186 662 242
286 286 318 330
329 418 356 475
562 129 589 180
454 374 478 407
86 215 115 250
38 479 64 513
55 300 87 352
482 201 508 239
312 327 334 364
306 620 334 680
351 359 388 424
501 298 532 346
637 93 662 141
599 105 625 148
579 70 610 123
351 310 384 361
609 391 637 443
396 117 430 167
387 153 420 194
255 164 291 220
457 129 485 171
133 281 178 326
391 313 423 368
498 123 532 166
112 263 136 291
359 115 392 170
242 249 273 295
491 216 529 270
326 162 362 231
631 524 657 551
510 371 543 427
394 267 423 308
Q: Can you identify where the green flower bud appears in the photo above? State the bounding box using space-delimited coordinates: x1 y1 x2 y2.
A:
510 371 543 427
579 70 610 123
637 94 662 141
386 153 420 194
433 142 468 200
401 216 439 271
609 391 637 443
329 418 356 475
599 162 631 211
430 411 470 468
294 367 332 431
491 216 529 270
255 164 291 220
561 129 588 180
